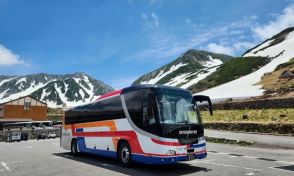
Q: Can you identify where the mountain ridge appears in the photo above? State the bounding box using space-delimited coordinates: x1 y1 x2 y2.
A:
0 72 114 107
133 50 233 88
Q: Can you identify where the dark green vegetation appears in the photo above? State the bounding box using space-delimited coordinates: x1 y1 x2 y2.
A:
133 49 233 85
190 56 271 93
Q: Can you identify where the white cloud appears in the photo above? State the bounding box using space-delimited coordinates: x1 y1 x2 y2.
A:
141 12 160 28
253 4 294 40
233 42 255 51
206 41 256 56
207 43 235 55
151 13 160 28
130 14 259 64
0 44 29 67
185 18 191 24
141 13 147 20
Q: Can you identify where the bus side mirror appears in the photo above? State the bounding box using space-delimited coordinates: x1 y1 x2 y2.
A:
193 95 213 116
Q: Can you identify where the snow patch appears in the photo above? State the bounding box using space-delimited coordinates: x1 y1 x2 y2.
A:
0 77 18 87
15 77 27 85
141 62 187 84
163 57 223 88
0 79 56 104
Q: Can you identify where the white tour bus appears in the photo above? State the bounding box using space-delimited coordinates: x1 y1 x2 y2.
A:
61 85 213 166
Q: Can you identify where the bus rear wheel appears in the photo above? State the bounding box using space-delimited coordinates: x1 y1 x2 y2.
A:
71 139 79 156
118 142 132 167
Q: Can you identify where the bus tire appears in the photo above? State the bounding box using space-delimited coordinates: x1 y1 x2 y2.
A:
118 142 132 167
71 139 79 157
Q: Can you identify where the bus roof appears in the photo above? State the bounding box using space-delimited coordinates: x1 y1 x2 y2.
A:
70 84 191 111
121 84 191 94
95 84 190 101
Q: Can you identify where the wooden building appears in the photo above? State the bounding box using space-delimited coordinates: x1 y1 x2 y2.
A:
0 96 47 129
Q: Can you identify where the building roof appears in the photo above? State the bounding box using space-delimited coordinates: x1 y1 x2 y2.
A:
0 95 47 106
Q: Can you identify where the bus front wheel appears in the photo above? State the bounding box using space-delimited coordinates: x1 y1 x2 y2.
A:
118 142 132 167
71 139 79 156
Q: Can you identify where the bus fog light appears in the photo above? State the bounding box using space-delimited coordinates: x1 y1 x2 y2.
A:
166 150 176 155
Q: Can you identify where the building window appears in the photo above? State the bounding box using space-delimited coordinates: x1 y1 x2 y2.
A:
24 102 31 110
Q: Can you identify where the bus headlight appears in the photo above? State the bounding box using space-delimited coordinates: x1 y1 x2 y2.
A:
198 136 205 142
166 150 176 155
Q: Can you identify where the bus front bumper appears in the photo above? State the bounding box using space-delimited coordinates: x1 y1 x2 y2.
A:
132 151 207 165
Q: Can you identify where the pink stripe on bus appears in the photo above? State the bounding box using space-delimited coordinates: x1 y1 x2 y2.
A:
96 89 122 100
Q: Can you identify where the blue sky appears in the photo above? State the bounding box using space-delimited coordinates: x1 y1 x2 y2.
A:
0 0 294 88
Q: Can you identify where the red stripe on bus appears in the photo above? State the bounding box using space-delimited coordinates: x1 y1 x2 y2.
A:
96 89 122 100
71 125 143 153
151 138 182 146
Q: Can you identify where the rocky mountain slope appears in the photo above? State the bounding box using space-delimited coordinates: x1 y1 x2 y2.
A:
259 58 294 98
0 73 114 107
133 50 233 88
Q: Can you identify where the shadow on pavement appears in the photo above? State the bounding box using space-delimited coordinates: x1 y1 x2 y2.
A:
54 152 210 176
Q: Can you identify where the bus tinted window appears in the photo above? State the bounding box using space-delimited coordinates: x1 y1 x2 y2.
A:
124 89 159 134
124 90 143 128
65 96 125 124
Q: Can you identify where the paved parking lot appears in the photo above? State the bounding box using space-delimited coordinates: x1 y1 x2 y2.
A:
0 139 294 176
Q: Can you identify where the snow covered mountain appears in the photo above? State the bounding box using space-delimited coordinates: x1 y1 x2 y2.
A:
199 27 294 99
133 50 233 88
133 27 294 99
0 73 114 107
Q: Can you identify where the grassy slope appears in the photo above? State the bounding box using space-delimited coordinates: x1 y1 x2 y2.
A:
190 56 270 93
201 108 294 124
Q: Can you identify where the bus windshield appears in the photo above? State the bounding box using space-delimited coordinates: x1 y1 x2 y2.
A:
155 89 201 125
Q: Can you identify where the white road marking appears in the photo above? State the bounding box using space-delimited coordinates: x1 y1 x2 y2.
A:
229 156 238 158
0 162 11 172
245 172 256 176
208 151 294 165
242 156 258 159
274 160 294 165
195 160 262 172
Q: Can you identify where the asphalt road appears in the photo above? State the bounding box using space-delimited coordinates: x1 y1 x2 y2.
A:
0 139 294 176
